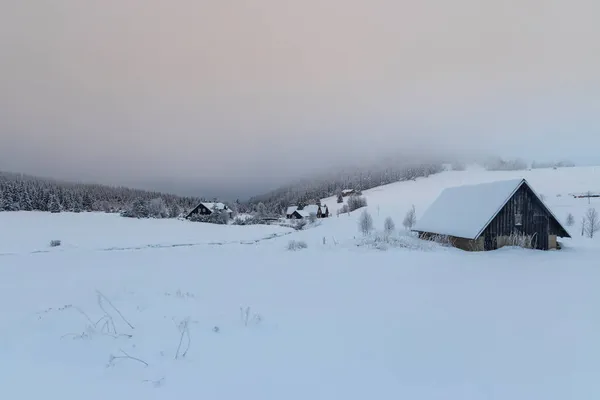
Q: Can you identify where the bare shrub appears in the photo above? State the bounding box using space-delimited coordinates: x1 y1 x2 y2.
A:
294 219 307 230
339 204 350 214
358 210 374 236
566 213 575 227
383 217 395 236
421 233 453 246
308 212 318 223
287 240 308 250
402 205 417 230
499 232 535 249
50 240 62 247
584 208 600 238
360 233 437 251
347 195 367 212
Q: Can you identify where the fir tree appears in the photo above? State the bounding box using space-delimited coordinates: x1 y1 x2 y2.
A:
48 194 62 213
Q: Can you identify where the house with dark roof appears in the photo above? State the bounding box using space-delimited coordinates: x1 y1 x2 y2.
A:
288 204 330 219
286 206 298 218
412 179 571 251
186 202 232 219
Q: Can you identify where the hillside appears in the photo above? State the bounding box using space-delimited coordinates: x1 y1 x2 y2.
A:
265 165 596 251
1 165 599 400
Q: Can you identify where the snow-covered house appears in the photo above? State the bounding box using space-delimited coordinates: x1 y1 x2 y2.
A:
341 189 355 197
286 206 298 218
290 209 310 219
286 204 329 219
186 202 232 219
288 204 329 219
412 179 571 251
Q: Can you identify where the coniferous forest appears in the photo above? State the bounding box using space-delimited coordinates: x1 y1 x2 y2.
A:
0 160 445 219
0 171 199 218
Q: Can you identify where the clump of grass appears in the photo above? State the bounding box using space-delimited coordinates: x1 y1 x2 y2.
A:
287 240 308 251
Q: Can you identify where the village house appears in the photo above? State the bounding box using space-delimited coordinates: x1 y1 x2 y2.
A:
288 204 329 219
412 179 571 251
286 206 298 218
186 202 232 219
341 189 356 197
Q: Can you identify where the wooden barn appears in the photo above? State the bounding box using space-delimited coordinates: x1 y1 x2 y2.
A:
412 179 571 251
186 202 232 219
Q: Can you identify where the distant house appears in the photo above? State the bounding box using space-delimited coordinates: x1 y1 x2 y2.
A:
186 202 232 219
289 204 329 219
286 206 298 218
290 209 310 219
412 179 571 251
341 189 355 197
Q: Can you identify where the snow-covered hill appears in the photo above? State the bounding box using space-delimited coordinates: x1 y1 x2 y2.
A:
1 165 599 400
282 165 600 249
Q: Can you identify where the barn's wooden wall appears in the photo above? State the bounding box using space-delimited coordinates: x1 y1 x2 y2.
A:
482 185 565 250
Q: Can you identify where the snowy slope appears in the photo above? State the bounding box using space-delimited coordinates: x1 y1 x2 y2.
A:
1 165 600 400
310 165 600 246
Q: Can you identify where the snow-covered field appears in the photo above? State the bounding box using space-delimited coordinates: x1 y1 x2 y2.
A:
1 166 600 399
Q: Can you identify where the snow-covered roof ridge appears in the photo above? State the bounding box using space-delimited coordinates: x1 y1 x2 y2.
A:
303 205 320 214
286 206 298 214
200 202 232 212
412 178 527 239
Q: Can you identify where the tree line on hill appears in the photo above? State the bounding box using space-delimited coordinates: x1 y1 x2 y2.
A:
246 162 445 216
0 171 199 218
2 156 572 221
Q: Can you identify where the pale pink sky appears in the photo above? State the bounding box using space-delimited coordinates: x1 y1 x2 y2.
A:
1 0 599 196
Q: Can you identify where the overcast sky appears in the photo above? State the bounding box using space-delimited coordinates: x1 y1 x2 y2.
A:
1 0 599 198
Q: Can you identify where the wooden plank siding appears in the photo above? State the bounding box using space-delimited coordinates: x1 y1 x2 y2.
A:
481 184 567 250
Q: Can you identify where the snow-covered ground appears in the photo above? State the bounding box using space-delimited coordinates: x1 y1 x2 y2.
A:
0 212 295 255
1 166 600 399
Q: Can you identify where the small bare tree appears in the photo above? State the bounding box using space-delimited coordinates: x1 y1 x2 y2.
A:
384 217 395 236
358 210 374 236
566 213 575 227
584 208 600 238
402 205 416 230
308 212 318 223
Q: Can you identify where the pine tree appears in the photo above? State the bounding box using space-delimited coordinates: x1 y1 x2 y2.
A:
72 195 83 213
131 198 149 218
48 194 62 213
21 189 33 211
82 192 94 211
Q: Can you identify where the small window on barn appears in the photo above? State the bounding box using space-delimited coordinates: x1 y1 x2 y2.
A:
515 213 523 226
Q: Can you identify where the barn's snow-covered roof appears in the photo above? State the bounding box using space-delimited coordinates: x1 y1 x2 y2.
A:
295 210 310 218
286 206 298 215
412 179 527 240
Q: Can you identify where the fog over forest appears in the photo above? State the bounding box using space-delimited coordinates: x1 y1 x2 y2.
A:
1 1 599 198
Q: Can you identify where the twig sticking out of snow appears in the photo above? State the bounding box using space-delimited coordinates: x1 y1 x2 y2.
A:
108 349 148 367
240 306 262 327
175 317 191 360
143 377 165 388
96 291 135 330
241 306 251 326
